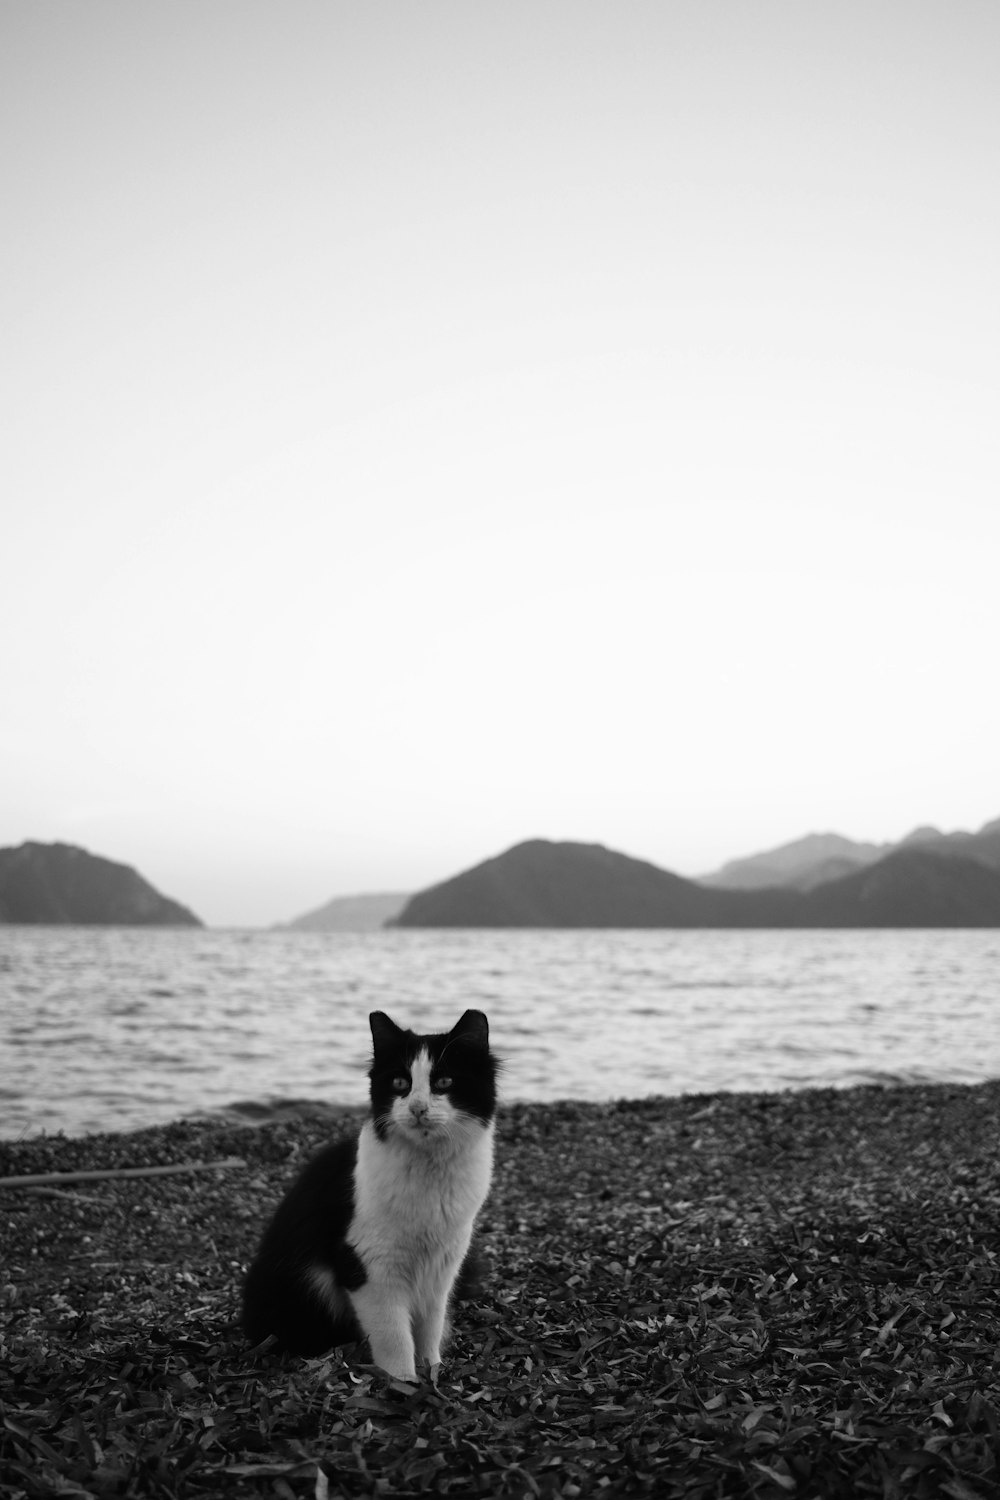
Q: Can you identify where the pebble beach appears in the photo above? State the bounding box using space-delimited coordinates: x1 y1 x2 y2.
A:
3 1081 1000 1497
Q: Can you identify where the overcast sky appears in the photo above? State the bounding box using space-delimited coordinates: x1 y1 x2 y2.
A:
3 2 998 927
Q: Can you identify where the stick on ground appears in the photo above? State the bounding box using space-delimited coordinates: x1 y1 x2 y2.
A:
0 1157 247 1189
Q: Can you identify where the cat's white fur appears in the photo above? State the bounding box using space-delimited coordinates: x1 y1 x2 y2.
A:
314 1046 494 1382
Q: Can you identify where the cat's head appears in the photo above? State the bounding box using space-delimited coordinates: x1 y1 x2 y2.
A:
368 1009 498 1146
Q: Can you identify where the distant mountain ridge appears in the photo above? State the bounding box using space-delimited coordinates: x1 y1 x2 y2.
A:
0 842 202 926
393 840 799 929
700 832 888 890
281 891 410 932
10 817 999 930
700 817 1000 891
393 830 1000 929
907 817 1000 869
797 845 1000 926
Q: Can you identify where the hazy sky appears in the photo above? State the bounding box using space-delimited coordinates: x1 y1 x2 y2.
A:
3 2 999 927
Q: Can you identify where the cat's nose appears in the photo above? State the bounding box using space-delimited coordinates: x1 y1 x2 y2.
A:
409 1098 429 1119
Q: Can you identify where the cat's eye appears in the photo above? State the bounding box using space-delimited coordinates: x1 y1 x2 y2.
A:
432 1076 452 1093
391 1075 410 1094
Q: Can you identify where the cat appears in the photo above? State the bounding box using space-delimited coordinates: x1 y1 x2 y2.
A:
242 1008 498 1383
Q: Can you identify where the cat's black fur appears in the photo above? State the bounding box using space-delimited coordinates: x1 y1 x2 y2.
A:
242 1136 365 1355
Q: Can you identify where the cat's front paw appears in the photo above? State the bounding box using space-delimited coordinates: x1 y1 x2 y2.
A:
366 1329 418 1385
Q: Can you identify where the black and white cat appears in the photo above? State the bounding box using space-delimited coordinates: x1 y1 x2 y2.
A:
242 1009 497 1383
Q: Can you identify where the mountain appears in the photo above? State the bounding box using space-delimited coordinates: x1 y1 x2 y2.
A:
392 837 1000 929
700 816 1000 890
700 832 887 890
0 842 202 926
801 847 1000 927
392 840 801 928
903 817 1000 872
282 892 410 932
899 826 947 846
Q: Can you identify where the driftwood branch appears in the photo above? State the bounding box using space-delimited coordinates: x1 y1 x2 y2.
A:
25 1186 110 1204
0 1157 247 1189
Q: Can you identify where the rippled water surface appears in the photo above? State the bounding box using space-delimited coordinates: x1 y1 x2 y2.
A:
1 927 998 1138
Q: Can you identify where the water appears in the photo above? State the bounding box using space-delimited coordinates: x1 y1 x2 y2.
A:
1 927 998 1140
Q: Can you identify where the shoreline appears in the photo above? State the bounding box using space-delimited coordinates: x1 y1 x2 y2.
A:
4 1066 998 1148
3 1078 1000 1496
4 1073 1000 1190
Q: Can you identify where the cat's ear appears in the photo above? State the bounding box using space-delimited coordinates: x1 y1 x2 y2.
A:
370 1011 405 1050
451 1009 489 1049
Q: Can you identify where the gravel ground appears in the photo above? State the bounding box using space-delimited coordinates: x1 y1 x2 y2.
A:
2 1082 1000 1498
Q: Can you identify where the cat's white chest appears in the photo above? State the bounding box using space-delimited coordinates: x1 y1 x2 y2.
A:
350 1118 494 1277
